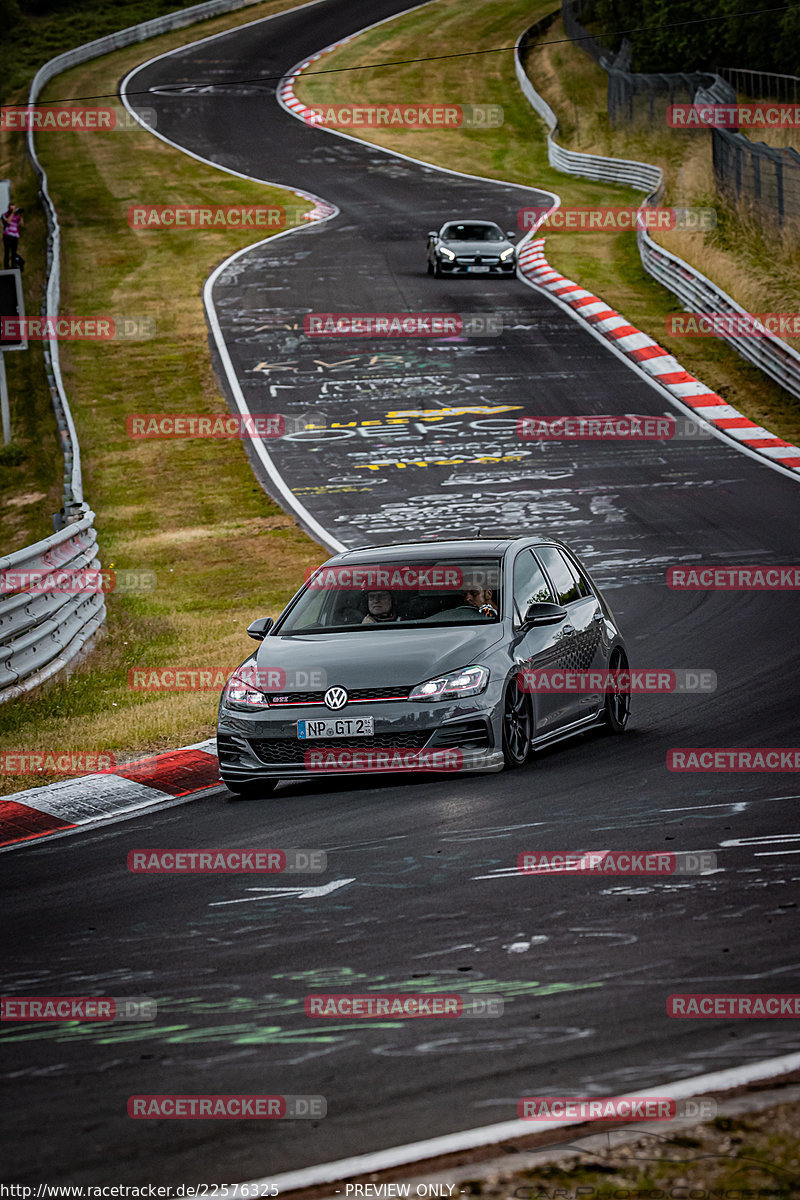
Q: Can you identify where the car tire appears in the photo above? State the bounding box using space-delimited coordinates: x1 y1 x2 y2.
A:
602 647 630 734
222 778 278 798
434 261 443 278
502 677 533 768
427 260 434 275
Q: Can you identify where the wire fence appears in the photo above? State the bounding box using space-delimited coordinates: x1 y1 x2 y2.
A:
561 1 800 227
515 21 800 410
711 130 800 227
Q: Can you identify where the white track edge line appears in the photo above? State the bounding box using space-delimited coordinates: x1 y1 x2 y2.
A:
118 0 348 553
277 10 800 483
248 1051 800 1192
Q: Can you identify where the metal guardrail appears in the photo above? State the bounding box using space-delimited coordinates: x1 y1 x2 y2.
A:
515 23 663 198
3 0 264 702
515 22 800 406
0 508 106 701
720 67 800 103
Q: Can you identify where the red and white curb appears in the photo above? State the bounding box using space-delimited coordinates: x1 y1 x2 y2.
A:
277 29 800 478
0 739 220 851
517 238 800 472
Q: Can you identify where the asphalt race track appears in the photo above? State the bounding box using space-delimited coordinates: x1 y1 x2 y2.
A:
3 0 800 1185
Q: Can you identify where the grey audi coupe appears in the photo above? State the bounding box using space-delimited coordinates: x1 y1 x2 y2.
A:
217 538 629 795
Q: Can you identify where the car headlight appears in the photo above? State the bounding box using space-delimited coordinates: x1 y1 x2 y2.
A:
500 246 516 261
438 245 456 261
222 668 270 708
409 665 489 701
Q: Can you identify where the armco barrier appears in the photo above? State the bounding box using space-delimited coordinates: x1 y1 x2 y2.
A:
515 24 800 406
3 0 267 703
0 506 106 702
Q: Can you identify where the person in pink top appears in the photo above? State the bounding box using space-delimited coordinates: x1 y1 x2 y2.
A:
2 204 24 270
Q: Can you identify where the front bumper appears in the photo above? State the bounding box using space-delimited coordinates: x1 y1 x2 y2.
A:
217 695 505 783
436 258 515 275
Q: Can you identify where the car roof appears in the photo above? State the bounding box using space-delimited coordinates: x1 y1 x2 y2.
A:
326 537 561 563
441 219 501 228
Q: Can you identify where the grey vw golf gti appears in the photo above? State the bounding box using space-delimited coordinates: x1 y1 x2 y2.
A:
217 538 629 795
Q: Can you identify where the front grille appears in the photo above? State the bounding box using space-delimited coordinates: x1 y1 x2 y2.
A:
456 257 500 265
250 731 432 765
266 686 411 707
429 719 491 751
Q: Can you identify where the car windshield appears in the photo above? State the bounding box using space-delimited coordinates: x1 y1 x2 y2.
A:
441 223 504 242
276 559 503 633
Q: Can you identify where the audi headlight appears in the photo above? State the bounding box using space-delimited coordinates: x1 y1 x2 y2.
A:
438 245 456 261
409 665 489 701
500 246 516 261
223 668 270 708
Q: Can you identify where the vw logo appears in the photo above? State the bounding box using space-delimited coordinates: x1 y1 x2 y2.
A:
324 686 348 711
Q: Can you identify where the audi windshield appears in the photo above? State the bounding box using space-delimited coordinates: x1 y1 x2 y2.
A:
276 559 503 633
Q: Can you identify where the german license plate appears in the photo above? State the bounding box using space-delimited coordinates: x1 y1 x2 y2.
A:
297 717 375 739
468 265 490 273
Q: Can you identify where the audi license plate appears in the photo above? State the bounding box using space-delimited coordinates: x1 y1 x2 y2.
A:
297 717 375 739
468 265 490 273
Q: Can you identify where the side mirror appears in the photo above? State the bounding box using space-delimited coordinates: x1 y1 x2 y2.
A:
506 231 517 238
522 602 567 627
246 617 273 641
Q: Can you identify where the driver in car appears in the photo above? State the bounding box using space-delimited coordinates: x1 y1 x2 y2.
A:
462 580 498 617
362 590 399 623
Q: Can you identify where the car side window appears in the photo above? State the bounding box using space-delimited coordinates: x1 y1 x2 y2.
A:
561 549 594 600
535 546 589 606
513 551 554 623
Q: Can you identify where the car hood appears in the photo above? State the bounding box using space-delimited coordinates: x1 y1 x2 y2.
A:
253 625 505 688
441 239 510 254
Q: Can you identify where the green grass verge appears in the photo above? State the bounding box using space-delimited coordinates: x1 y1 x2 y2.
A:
294 0 800 446
459 1098 800 1198
0 0 326 795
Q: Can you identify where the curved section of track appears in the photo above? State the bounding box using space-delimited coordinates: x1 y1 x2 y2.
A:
2 0 798 1186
